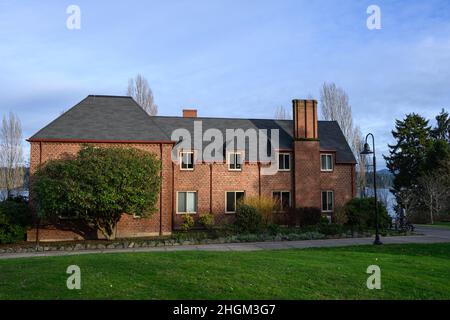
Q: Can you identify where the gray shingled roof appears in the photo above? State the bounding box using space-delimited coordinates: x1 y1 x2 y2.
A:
30 95 356 164
30 95 171 141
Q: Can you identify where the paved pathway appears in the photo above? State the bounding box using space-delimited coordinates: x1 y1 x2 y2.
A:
1 225 449 260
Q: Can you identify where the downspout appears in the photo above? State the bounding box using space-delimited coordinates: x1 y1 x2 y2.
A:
209 163 213 213
258 162 261 198
35 142 42 247
159 144 163 236
172 162 175 232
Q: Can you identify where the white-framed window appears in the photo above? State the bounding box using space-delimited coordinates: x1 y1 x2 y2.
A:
272 191 291 212
278 153 291 171
225 191 245 213
321 154 333 171
321 190 334 212
177 191 197 214
180 151 194 170
228 152 243 171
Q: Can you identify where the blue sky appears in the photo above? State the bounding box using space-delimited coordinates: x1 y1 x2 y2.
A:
0 0 449 167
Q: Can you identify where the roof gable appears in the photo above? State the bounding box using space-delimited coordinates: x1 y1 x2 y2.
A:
30 95 170 142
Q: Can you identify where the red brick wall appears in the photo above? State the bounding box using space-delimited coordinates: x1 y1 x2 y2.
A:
320 162 355 211
294 140 321 208
28 141 355 240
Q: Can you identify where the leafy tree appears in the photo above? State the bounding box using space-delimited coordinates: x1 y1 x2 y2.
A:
34 146 161 239
384 113 432 191
0 196 31 243
344 198 390 233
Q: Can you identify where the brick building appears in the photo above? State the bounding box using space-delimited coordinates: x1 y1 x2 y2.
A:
27 95 356 241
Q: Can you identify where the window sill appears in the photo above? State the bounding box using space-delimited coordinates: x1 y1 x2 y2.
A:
176 212 197 215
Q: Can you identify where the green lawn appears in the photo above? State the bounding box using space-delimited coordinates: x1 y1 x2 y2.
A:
417 222 450 230
0 243 449 300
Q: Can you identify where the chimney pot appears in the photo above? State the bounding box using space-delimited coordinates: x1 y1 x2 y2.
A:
183 109 197 118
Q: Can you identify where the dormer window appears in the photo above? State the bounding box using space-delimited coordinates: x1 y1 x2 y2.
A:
228 152 242 171
180 151 194 170
321 154 333 171
278 153 291 171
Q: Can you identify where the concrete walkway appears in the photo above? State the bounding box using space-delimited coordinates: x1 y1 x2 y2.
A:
1 225 449 260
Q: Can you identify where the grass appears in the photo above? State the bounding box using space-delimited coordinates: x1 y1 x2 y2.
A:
417 222 450 230
0 243 449 299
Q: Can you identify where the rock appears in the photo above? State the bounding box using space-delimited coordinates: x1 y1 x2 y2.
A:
128 242 135 248
97 244 106 249
106 244 115 249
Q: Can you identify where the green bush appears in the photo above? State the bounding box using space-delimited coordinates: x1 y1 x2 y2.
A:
235 204 263 233
0 196 32 244
344 198 391 232
198 213 214 230
181 214 195 232
284 207 322 227
266 223 280 236
33 145 161 239
318 222 346 236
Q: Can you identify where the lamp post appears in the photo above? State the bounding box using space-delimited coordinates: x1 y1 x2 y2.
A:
361 133 382 245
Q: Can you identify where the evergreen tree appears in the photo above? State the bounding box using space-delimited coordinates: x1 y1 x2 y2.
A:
431 108 450 143
384 113 432 191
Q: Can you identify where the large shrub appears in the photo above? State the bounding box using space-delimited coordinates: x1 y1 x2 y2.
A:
181 214 195 232
242 196 277 226
33 145 161 239
0 196 32 244
198 213 214 230
235 204 263 233
344 198 391 232
280 207 322 227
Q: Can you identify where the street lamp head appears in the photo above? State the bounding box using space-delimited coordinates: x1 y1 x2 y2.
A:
361 142 373 155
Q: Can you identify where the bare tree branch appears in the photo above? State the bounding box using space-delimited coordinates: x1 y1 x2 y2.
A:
320 82 366 195
274 106 291 120
0 112 24 199
127 74 158 116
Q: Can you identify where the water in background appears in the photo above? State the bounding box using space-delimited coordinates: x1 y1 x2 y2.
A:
364 187 396 217
0 189 29 201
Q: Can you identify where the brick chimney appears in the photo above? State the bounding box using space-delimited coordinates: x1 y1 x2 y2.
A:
183 109 197 118
292 99 318 140
292 98 320 209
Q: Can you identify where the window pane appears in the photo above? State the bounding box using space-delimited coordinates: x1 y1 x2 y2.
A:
187 192 196 212
282 192 290 210
327 155 332 170
327 191 333 211
235 154 241 169
321 155 325 170
278 154 284 170
284 155 290 170
273 192 281 211
236 192 245 206
226 192 235 212
229 153 235 169
322 191 327 211
178 192 186 213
